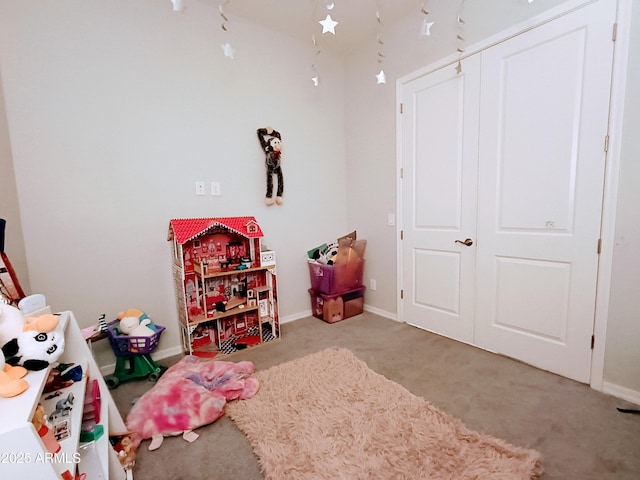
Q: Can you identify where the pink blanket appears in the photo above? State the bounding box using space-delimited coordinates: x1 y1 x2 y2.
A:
126 355 259 449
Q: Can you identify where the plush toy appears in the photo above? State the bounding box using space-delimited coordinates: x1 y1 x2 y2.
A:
125 355 259 451
257 126 284 206
309 241 339 265
118 309 156 337
0 303 64 372
0 349 29 397
2 323 65 371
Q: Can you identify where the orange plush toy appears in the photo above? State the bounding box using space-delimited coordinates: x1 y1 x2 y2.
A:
0 349 28 398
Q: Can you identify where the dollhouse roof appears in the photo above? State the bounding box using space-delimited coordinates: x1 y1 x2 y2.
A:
168 217 264 244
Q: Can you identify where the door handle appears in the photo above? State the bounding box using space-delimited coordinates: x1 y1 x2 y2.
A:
455 238 473 246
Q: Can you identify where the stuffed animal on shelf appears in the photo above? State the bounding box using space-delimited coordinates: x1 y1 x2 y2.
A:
257 126 284 206
118 309 156 337
0 348 29 397
2 323 65 371
0 303 65 371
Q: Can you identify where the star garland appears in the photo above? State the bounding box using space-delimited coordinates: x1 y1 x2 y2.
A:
420 2 434 37
455 0 467 74
375 1 386 85
311 33 321 86
219 2 235 59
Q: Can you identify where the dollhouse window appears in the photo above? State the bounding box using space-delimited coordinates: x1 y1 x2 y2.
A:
246 221 258 234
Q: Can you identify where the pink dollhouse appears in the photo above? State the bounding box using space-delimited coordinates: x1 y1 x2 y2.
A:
168 217 279 357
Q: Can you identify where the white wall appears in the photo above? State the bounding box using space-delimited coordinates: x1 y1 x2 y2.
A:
602 0 640 395
0 74 29 293
0 0 349 364
345 0 640 395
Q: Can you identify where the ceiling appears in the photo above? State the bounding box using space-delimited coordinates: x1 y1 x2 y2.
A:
197 0 421 54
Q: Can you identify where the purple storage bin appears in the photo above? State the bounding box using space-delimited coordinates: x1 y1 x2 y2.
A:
308 259 364 295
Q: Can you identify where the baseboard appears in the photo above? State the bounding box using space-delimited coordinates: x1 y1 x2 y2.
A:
98 344 183 377
98 307 396 375
602 381 640 406
364 304 398 321
280 310 311 324
283 305 399 323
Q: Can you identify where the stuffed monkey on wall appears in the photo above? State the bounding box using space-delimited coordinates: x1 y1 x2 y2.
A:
257 127 284 206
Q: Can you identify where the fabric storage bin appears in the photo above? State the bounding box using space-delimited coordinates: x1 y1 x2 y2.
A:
308 259 364 295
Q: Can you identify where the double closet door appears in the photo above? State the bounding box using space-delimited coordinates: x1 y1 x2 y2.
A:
400 0 616 383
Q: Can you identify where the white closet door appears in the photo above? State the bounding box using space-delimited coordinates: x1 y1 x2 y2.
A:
400 54 481 343
474 0 616 382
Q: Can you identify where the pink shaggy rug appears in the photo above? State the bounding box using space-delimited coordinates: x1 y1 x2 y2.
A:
226 347 543 480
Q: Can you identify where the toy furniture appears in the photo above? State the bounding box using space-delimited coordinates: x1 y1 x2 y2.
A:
0 298 129 479
168 217 280 358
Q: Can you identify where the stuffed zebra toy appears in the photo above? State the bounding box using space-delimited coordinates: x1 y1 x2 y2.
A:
257 127 284 206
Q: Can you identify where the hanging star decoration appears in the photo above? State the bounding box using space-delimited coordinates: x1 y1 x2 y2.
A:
319 14 339 34
376 70 386 84
420 3 434 37
221 43 235 59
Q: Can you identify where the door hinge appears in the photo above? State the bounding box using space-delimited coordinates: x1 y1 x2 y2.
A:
400 230 403 240
400 289 404 299
612 22 617 42
597 238 602 254
591 335 595 350
400 167 404 179
604 135 610 152
400 103 403 114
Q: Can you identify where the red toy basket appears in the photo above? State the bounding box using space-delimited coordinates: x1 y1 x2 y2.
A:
107 320 165 356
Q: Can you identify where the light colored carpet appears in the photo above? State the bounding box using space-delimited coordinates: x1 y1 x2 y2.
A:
226 347 543 480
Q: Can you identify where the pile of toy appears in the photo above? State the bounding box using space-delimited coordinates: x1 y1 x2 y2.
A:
307 232 367 323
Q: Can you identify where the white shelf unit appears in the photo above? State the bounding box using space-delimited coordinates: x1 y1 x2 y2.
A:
0 311 128 479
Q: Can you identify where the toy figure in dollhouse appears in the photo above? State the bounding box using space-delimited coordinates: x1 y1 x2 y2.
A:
226 241 246 266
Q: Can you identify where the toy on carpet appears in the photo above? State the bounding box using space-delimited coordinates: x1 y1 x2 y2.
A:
112 435 136 469
257 126 284 206
125 355 259 451
0 303 65 371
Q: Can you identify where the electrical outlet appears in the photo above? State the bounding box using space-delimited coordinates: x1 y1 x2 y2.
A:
370 279 377 291
195 181 206 195
211 181 221 196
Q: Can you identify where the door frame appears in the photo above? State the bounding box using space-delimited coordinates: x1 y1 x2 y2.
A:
396 0 632 392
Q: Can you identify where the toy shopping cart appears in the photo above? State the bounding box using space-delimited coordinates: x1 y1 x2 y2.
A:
104 320 167 389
